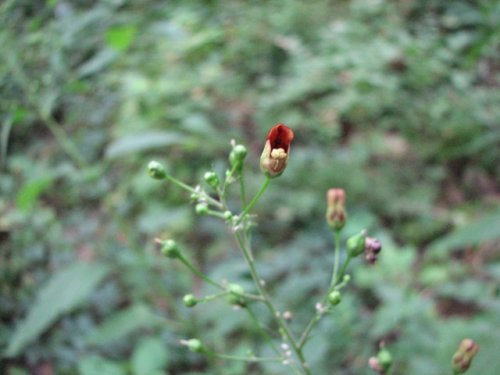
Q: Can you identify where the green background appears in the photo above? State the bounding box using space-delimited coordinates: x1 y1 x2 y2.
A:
1 0 499 374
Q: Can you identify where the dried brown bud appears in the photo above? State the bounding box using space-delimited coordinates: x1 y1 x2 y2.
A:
365 236 382 264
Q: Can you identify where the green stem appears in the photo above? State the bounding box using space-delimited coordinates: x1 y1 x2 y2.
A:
245 305 281 356
234 231 311 375
177 254 225 291
298 314 322 349
165 175 224 210
239 172 247 208
198 291 229 303
206 350 282 363
330 230 341 290
239 177 271 219
335 255 352 286
299 234 352 349
177 254 263 301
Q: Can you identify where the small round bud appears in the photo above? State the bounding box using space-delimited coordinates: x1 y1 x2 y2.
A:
229 144 247 172
377 348 392 372
183 294 197 308
186 338 204 353
227 283 246 306
203 171 219 188
328 290 342 305
161 239 180 258
233 145 248 160
195 203 209 215
148 160 166 180
347 231 366 257
223 211 233 220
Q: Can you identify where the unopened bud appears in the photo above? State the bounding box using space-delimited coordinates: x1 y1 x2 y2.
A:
161 239 180 259
229 144 248 172
223 211 233 220
328 290 342 306
183 294 197 308
377 348 392 372
185 338 204 353
260 124 294 178
148 160 166 180
347 231 366 257
227 283 246 306
369 347 392 374
195 203 209 215
326 188 347 230
451 338 479 374
203 171 219 188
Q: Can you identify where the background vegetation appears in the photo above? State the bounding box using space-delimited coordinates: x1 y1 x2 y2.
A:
1 0 499 374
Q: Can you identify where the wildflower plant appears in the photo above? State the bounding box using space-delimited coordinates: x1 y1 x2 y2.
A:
148 124 478 374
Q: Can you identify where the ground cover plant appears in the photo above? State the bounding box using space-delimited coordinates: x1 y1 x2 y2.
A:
1 0 499 374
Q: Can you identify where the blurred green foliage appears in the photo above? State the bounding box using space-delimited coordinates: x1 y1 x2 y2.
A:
1 0 499 374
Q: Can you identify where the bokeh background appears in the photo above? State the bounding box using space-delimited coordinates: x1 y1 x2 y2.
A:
1 0 499 374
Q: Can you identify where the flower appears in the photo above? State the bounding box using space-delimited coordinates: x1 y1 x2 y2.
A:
260 124 294 178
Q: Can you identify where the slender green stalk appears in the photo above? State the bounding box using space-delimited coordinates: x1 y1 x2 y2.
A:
298 314 322 349
176 254 263 301
206 350 282 363
335 255 352 286
245 305 281 356
177 254 225 290
238 177 271 219
299 231 352 349
330 230 341 290
165 175 224 210
234 231 311 375
198 291 229 303
221 163 239 198
239 172 247 208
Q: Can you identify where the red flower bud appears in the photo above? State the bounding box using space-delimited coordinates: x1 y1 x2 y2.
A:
260 124 294 178
326 188 347 230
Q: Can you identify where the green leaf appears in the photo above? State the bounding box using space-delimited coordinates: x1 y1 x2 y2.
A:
16 176 55 212
105 131 185 159
106 25 137 52
131 337 169 375
86 304 161 346
430 211 500 254
78 49 118 78
78 355 126 375
5 262 109 357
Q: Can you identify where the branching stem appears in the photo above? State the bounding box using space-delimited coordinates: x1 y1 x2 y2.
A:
238 177 271 219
